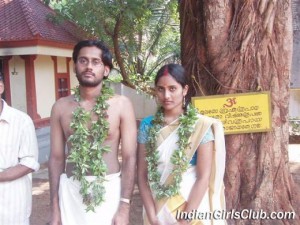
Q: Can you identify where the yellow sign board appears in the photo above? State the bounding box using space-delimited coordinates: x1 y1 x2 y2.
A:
192 92 272 134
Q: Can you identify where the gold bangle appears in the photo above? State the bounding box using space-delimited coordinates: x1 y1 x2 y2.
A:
120 197 131 204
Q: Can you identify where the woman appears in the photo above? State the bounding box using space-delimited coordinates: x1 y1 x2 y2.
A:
137 64 227 225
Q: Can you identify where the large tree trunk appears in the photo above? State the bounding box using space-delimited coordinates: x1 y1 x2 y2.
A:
180 1 300 225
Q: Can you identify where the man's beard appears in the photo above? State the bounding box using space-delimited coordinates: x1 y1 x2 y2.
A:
76 71 103 87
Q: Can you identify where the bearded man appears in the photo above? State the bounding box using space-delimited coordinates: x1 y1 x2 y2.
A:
49 40 137 225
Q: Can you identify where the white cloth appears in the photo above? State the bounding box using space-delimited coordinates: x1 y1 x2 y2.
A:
0 100 40 225
59 172 121 225
146 114 226 225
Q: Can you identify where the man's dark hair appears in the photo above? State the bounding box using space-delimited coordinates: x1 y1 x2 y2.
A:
0 72 3 82
72 40 113 70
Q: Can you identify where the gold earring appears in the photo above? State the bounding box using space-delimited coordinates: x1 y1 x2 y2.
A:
182 96 186 108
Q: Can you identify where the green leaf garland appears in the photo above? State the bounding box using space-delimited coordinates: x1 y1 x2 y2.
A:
146 105 199 199
67 83 114 212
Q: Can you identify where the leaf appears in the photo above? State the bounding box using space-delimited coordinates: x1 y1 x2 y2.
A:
146 105 198 199
65 84 113 210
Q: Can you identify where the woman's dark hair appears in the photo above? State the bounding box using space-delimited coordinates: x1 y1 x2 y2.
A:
155 63 187 88
155 64 190 109
72 40 113 70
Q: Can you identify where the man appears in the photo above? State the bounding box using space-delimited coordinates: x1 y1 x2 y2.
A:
49 40 137 225
0 74 40 225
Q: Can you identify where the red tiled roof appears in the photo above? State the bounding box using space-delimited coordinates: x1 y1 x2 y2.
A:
0 0 91 48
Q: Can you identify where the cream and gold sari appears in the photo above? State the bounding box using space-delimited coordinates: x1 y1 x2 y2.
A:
144 114 227 225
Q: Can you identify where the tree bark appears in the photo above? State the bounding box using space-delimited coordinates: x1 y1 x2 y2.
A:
180 1 300 224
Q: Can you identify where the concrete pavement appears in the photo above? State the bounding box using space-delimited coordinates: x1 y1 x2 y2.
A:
288 144 300 162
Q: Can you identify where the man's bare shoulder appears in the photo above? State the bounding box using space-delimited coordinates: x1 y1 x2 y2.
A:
109 94 133 106
51 95 75 113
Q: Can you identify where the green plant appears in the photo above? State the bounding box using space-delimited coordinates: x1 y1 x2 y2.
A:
289 118 300 136
68 83 114 212
146 105 199 199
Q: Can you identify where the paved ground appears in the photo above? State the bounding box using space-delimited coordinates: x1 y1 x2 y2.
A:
31 166 143 225
30 144 300 225
288 144 300 162
289 144 300 196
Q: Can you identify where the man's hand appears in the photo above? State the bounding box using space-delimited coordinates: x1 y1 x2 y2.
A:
111 202 130 225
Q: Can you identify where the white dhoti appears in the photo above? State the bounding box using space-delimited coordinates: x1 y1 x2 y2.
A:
59 172 121 225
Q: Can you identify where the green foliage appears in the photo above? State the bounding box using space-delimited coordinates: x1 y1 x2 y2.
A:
43 0 50 5
289 118 300 136
68 83 114 212
49 0 180 94
146 105 199 199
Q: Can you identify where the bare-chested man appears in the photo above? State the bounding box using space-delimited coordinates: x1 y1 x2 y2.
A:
49 40 137 225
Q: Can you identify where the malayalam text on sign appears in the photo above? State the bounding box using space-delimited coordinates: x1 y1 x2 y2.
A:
192 92 272 135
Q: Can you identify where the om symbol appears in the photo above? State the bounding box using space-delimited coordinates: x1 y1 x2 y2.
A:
223 98 237 108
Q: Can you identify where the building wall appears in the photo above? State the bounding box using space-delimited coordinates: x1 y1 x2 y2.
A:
290 34 300 118
35 56 55 118
290 0 300 119
0 46 73 58
57 57 68 73
69 61 77 89
291 35 300 88
9 56 27 112
290 89 300 118
109 83 156 120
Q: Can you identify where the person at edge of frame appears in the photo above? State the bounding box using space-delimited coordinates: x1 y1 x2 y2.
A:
0 73 40 225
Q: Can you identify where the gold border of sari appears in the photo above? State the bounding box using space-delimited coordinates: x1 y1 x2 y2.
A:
145 114 227 225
